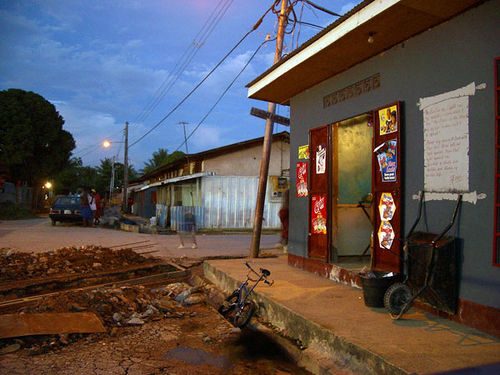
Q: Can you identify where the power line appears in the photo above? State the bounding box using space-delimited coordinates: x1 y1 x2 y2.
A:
303 0 342 17
174 39 269 153
133 0 234 125
128 4 276 149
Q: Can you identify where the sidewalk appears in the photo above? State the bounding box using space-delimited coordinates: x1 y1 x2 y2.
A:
203 256 500 375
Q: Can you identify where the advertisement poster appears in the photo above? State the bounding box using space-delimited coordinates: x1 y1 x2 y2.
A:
378 221 395 250
375 140 397 182
315 145 326 174
311 194 327 234
378 105 398 135
296 162 308 197
379 192 396 221
298 145 310 160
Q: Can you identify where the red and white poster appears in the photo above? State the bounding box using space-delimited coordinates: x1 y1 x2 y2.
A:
311 194 327 234
296 162 308 197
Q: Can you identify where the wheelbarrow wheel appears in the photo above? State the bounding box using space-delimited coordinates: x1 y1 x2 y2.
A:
384 282 412 317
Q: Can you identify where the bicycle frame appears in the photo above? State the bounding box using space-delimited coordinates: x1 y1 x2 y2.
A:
219 262 273 327
234 262 271 308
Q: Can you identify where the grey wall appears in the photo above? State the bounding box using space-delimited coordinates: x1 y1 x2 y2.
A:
288 0 500 308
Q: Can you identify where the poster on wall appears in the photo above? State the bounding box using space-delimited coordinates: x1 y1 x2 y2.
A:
315 145 326 174
298 145 310 160
296 162 308 197
311 194 327 234
378 105 398 135
419 82 479 193
378 221 395 250
374 140 397 182
379 192 396 221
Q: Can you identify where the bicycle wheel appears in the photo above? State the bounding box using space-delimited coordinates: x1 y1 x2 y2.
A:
218 292 239 317
233 300 255 328
384 282 412 317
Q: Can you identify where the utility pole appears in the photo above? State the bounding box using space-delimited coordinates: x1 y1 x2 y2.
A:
123 121 129 213
250 0 289 258
179 121 189 153
109 155 115 200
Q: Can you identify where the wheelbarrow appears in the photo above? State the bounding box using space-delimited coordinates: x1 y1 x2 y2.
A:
384 192 462 319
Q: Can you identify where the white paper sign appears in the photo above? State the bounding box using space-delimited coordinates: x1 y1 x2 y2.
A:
423 95 469 192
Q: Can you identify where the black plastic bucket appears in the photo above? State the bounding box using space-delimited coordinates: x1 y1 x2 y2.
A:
360 272 397 307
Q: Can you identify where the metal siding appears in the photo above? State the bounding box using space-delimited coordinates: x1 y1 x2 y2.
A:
201 176 281 229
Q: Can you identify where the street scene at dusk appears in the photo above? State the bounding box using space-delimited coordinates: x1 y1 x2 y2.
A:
1 0 499 374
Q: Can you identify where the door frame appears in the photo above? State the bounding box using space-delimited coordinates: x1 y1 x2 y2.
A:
306 103 403 273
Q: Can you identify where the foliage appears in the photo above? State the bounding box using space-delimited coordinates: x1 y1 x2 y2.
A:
142 148 185 175
0 201 36 220
53 157 138 196
0 89 76 186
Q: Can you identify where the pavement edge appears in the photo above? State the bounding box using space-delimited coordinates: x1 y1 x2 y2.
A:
203 260 409 375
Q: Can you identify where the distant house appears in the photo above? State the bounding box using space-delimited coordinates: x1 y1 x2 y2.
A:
129 131 289 230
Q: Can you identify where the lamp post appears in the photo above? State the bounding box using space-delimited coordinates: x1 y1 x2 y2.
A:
102 121 129 213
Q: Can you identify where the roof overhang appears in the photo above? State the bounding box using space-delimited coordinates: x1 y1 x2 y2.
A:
247 0 482 104
133 172 215 192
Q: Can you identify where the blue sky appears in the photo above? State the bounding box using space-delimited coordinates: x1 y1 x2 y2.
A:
0 0 360 170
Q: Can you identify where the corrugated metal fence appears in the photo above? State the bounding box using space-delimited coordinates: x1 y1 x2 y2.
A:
170 206 204 231
201 176 281 229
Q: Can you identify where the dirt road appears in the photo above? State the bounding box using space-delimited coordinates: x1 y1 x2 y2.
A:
0 218 281 258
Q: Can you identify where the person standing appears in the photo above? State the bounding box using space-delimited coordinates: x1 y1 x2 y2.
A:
80 188 93 227
89 189 97 225
278 189 289 252
92 189 102 225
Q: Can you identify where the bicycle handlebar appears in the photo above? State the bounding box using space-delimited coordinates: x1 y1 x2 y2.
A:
245 262 273 285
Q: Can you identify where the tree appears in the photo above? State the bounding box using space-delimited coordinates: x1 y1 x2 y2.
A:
142 148 185 175
0 89 76 188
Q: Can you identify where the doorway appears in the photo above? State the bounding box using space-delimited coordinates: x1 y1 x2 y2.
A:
331 114 373 267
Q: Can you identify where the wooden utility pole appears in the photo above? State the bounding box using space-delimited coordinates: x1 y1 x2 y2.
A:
123 121 129 213
250 0 289 258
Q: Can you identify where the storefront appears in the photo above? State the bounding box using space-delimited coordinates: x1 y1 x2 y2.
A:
247 0 500 335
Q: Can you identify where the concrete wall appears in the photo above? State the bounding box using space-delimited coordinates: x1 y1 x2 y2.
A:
288 1 500 308
203 139 289 176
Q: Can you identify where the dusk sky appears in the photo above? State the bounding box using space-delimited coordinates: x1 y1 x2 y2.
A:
0 0 360 170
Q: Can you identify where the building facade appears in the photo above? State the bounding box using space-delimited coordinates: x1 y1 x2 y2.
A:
130 131 290 230
247 0 499 335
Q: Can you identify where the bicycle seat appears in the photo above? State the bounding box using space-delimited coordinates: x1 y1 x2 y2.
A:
261 268 271 277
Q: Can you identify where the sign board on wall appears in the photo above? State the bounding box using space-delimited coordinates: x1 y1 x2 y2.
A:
419 82 481 193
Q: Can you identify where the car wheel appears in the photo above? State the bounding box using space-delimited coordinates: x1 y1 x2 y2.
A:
51 220 56 226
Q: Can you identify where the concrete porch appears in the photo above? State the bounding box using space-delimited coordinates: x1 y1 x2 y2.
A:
203 256 500 375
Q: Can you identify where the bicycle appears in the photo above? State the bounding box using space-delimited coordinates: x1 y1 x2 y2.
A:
218 262 273 328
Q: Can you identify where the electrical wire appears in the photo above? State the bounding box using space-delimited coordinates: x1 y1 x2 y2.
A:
302 0 342 17
128 3 277 149
133 0 234 125
174 39 270 153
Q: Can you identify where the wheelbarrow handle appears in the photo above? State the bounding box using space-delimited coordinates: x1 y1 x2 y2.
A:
432 194 463 246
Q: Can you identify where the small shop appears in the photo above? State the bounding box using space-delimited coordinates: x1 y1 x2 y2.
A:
247 0 500 336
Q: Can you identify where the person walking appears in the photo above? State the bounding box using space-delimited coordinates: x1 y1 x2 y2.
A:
178 208 198 249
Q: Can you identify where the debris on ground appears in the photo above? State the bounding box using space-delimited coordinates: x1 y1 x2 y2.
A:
0 245 158 282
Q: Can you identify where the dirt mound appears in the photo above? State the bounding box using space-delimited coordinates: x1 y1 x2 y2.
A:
0 246 157 282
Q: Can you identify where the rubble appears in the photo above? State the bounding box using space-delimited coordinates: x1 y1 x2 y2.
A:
0 245 157 282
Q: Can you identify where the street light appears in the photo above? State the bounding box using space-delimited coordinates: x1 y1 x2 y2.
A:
102 122 129 213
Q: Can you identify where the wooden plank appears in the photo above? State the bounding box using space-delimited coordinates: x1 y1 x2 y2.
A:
0 312 106 339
